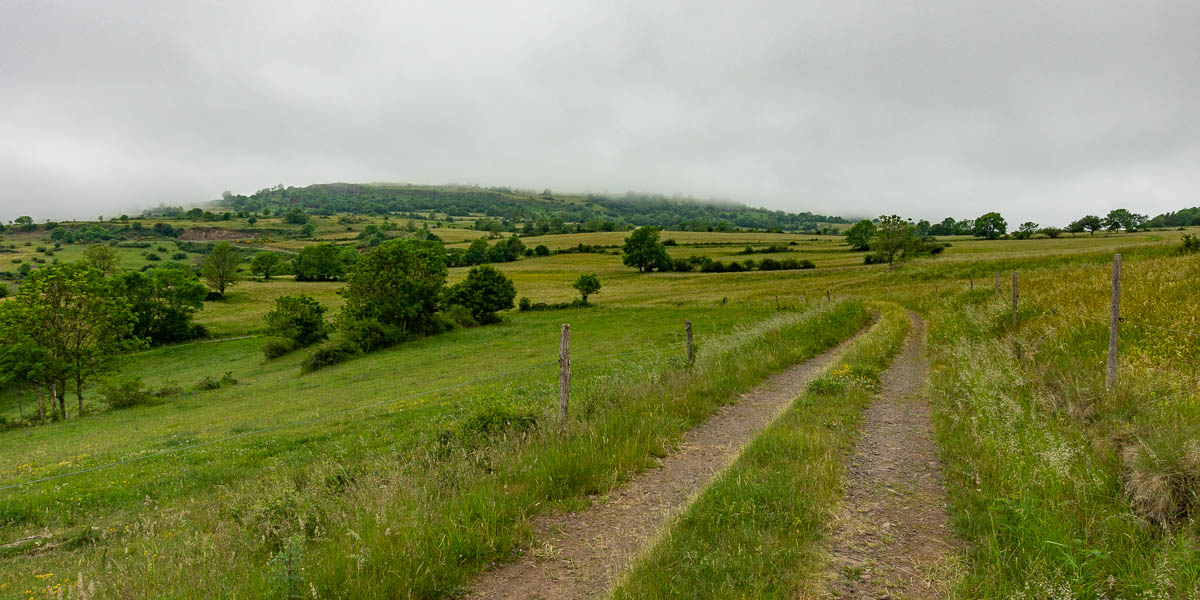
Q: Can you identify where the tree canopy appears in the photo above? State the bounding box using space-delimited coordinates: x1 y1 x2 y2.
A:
622 226 670 272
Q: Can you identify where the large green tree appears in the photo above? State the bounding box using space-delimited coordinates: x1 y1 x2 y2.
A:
972 212 1008 239
293 243 347 281
201 242 241 297
250 252 283 280
844 220 877 251
339 239 447 337
622 226 670 272
446 265 517 322
870 215 916 268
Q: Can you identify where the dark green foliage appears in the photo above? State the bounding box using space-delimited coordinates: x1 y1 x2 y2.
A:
1103 208 1148 232
972 212 1007 239
534 244 550 256
622 226 671 272
1180 233 1200 254
293 244 348 281
446 265 517 322
1148 206 1200 228
251 252 284 280
283 208 309 225
844 220 877 250
340 239 447 337
262 337 297 359
1013 221 1039 239
265 294 330 349
300 338 361 373
112 267 208 345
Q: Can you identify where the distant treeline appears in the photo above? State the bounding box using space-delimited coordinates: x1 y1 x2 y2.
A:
221 183 848 232
1147 207 1200 228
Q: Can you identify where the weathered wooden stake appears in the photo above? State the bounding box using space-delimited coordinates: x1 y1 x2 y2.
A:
685 321 694 365
558 324 570 434
826 290 831 303
1011 272 1018 326
994 272 1000 298
970 277 974 291
1107 254 1122 390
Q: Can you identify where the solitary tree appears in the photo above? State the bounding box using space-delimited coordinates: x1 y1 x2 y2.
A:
870 215 916 269
572 273 601 303
972 212 1008 239
446 265 517 323
340 239 447 337
621 226 670 272
844 220 877 251
293 243 346 281
81 244 120 276
1014 222 1039 239
250 252 283 280
1078 214 1103 234
201 242 241 298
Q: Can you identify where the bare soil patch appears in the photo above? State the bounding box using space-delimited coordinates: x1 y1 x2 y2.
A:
463 323 873 600
822 312 959 599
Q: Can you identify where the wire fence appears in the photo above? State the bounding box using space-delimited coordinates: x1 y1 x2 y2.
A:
0 343 686 494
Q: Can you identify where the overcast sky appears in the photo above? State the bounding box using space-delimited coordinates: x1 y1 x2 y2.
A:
2 1 1198 225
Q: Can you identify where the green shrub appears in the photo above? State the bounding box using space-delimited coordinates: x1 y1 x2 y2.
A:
445 265 516 323
441 304 478 328
262 337 297 359
146 253 161 261
301 338 361 373
172 252 187 260
99 376 151 409
265 294 329 348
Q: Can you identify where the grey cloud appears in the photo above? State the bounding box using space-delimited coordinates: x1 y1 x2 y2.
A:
2 0 1198 225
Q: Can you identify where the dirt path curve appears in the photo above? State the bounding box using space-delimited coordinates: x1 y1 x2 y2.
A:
464 322 875 600
822 312 958 599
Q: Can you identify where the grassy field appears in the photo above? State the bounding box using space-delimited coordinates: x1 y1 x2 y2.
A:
0 221 1198 598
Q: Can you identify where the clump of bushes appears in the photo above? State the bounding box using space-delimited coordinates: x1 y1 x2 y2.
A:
518 297 590 311
197 371 238 390
99 376 152 409
1180 233 1200 254
262 294 330 359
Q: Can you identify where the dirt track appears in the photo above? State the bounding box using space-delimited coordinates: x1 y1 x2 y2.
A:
821 312 958 599
463 323 873 600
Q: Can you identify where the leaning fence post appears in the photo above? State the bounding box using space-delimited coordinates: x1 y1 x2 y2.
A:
685 321 694 365
558 324 570 434
1011 272 1018 326
826 290 831 303
1107 254 1122 390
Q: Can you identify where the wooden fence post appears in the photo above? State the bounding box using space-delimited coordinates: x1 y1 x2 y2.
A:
1011 272 1018 326
1107 254 1122 390
994 272 1000 298
826 290 831 303
559 324 570 434
970 277 974 291
685 321 694 365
